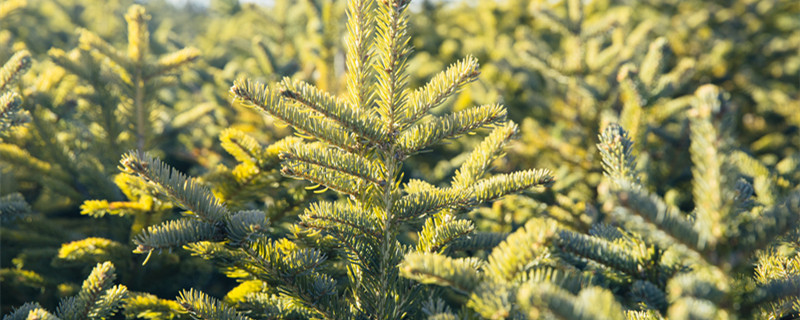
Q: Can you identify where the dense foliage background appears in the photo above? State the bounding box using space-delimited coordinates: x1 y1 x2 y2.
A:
1 0 799 318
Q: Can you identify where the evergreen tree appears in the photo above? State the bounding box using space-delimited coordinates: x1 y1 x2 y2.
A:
3 262 128 320
0 4 215 314
114 0 552 318
0 49 32 221
2 0 799 319
403 86 800 319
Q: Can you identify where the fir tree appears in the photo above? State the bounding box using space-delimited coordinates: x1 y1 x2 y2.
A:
48 4 200 154
0 50 30 132
0 49 32 221
112 0 553 318
3 0 799 319
598 86 800 319
0 4 215 314
1 3 201 210
2 262 128 320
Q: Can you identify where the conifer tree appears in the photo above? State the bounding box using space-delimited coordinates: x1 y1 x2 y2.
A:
403 85 799 319
3 262 128 320
1 4 201 209
598 85 800 319
0 49 32 221
399 0 701 235
0 4 215 313
3 0 798 319
512 0 696 217
0 0 32 223
0 50 30 132
111 0 553 318
49 4 200 153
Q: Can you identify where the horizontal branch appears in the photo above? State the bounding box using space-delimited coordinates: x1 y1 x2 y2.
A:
280 79 384 144
231 79 359 153
133 219 222 254
472 169 555 203
398 104 507 155
404 56 480 127
120 151 228 223
452 122 518 189
282 142 386 188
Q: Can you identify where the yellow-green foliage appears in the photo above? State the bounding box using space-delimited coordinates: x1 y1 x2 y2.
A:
0 49 33 222
111 0 553 318
2 0 799 319
3 262 128 320
1 3 203 211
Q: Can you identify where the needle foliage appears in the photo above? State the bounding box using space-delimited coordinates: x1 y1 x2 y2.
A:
2 0 799 319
